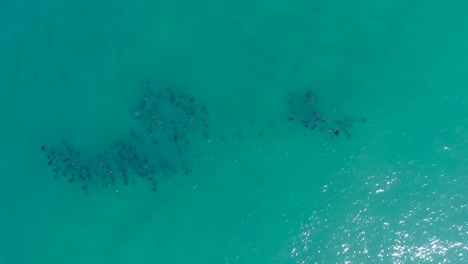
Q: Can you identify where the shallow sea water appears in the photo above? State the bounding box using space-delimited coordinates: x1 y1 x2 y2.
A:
0 1 467 263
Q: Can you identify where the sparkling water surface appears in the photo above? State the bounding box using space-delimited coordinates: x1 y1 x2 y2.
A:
0 1 467 263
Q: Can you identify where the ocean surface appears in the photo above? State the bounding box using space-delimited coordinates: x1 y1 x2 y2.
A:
0 1 467 263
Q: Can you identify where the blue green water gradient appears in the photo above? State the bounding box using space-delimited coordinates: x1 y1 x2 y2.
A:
0 1 467 263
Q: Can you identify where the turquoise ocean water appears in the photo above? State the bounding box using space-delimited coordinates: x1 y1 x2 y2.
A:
1 1 467 263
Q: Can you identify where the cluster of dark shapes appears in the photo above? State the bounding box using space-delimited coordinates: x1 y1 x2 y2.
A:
287 91 365 139
43 85 365 195
43 81 209 195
